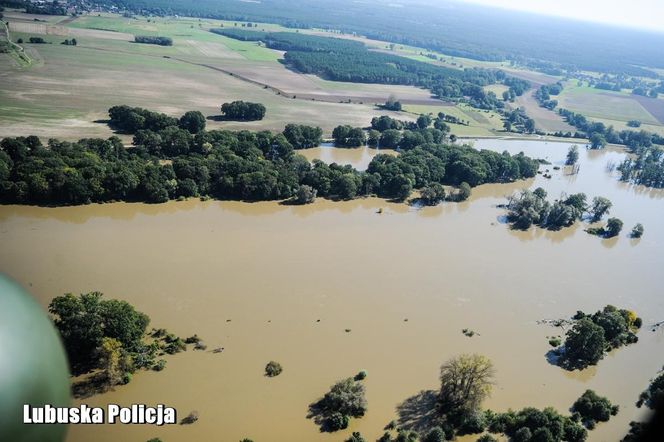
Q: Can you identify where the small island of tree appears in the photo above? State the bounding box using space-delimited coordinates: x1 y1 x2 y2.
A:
220 101 266 121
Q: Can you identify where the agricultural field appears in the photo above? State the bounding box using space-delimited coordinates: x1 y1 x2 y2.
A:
557 81 664 127
0 12 439 140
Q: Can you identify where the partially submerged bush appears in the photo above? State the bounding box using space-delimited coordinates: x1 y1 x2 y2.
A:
265 361 283 377
571 390 618 427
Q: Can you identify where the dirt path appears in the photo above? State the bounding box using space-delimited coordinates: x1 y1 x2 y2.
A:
2 21 32 65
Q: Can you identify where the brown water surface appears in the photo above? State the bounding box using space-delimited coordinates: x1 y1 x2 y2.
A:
0 139 662 442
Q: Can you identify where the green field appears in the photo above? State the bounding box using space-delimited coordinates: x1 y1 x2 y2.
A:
557 81 661 125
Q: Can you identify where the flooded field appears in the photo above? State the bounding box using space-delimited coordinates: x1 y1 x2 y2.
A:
0 139 662 441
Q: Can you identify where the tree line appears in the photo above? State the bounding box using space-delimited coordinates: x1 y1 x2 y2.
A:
0 106 539 206
211 28 529 111
134 35 173 46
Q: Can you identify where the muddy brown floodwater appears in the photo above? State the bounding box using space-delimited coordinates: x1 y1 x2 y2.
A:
0 139 662 442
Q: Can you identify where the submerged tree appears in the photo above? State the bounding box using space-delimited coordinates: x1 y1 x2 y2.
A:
566 145 579 166
439 354 494 416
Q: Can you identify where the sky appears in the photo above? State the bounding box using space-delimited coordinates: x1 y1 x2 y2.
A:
458 0 664 32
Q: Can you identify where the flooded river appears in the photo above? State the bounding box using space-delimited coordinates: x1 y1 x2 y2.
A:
0 139 662 441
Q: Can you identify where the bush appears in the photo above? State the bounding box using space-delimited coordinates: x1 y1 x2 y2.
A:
476 435 498 442
420 183 446 205
571 390 618 427
354 370 367 381
630 223 644 238
327 412 349 431
265 361 283 377
422 427 446 442
294 185 317 204
346 432 367 442
605 217 623 237
457 182 471 201
152 359 167 371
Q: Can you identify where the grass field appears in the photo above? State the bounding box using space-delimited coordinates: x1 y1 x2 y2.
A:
557 81 662 125
402 103 506 136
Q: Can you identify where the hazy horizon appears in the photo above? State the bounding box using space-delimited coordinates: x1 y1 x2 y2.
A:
456 0 664 33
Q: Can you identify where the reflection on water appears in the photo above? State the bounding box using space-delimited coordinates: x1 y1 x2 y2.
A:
1 138 662 442
298 142 397 171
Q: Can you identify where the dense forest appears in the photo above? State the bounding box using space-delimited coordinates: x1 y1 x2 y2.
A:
83 0 664 76
211 29 529 109
0 106 539 206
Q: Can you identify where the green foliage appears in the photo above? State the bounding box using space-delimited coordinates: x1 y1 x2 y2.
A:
332 125 366 147
422 427 446 442
346 432 367 442
605 218 623 237
1 108 537 207
630 223 644 238
134 35 172 46
439 354 494 422
179 111 206 134
565 145 579 166
548 338 561 347
589 197 612 222
571 390 618 427
221 101 266 121
310 377 367 432
283 124 323 149
637 369 664 409
457 182 472 201
293 184 317 204
48 292 150 373
560 306 641 369
420 183 446 205
476 435 497 442
488 407 587 442
265 361 283 377
354 370 367 381
327 412 349 431
506 190 592 230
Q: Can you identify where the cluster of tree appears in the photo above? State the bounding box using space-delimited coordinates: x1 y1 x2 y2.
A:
308 377 367 432
382 95 402 111
134 35 173 46
637 369 664 410
585 217 624 239
28 37 48 44
282 124 323 149
48 292 153 385
553 305 641 370
409 354 591 441
61 38 78 46
617 145 664 189
220 101 266 121
486 406 588 442
211 28 525 111
505 189 608 230
571 390 619 429
503 108 536 134
0 106 537 206
558 108 664 151
535 82 563 110
108 105 180 133
332 125 366 147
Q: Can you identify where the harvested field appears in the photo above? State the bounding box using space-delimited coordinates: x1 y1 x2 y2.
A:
514 90 575 133
632 94 664 124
